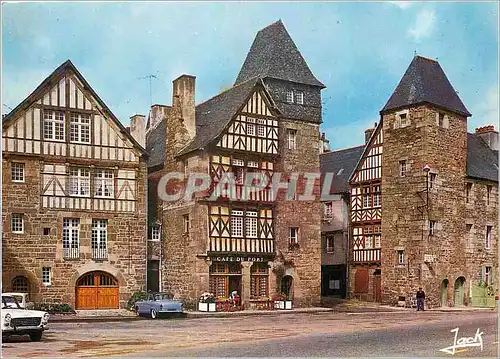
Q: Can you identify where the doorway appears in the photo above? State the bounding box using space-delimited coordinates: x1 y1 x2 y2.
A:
441 279 449 307
281 275 293 299
76 271 119 309
454 276 466 307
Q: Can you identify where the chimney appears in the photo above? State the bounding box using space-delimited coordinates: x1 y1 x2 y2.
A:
130 114 146 148
172 75 196 140
475 125 498 150
364 122 377 143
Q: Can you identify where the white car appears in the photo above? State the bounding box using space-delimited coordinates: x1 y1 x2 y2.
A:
2 293 49 341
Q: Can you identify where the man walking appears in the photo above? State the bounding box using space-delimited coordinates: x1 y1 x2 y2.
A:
416 287 425 311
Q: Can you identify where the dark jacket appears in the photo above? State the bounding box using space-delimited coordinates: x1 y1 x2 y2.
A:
416 290 425 299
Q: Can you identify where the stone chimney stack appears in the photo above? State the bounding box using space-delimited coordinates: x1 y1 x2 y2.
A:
172 75 196 140
475 125 498 150
130 114 146 148
364 122 377 143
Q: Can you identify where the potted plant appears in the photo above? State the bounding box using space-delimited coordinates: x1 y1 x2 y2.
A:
198 292 216 312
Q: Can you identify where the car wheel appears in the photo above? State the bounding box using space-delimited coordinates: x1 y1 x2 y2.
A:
151 309 158 319
29 332 42 342
135 306 141 317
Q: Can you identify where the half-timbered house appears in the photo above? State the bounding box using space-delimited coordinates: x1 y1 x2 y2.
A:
2 60 148 309
338 56 498 307
146 20 324 308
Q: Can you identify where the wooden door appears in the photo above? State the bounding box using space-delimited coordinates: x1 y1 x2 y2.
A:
76 272 119 309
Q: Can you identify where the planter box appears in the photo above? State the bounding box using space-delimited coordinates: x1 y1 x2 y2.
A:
284 300 292 310
198 302 216 312
274 300 292 310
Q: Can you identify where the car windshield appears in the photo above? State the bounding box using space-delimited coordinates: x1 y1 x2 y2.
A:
2 296 22 309
154 293 173 300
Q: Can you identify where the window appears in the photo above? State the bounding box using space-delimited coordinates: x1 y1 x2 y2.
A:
11 163 24 182
485 226 492 249
42 267 51 286
247 160 258 168
250 263 269 298
397 250 405 265
247 121 255 136
287 129 297 150
326 236 335 253
183 214 190 234
12 276 29 293
363 187 371 208
289 227 299 245
257 119 266 137
294 91 304 105
69 167 90 196
399 160 407 177
374 234 381 248
94 169 114 198
91 219 107 259
373 186 381 207
429 173 437 189
43 228 51 235
324 202 333 218
150 225 161 241
399 113 409 127
466 183 472 203
11 214 23 233
286 90 294 103
483 266 492 285
231 211 243 237
234 167 244 185
245 211 258 238
63 218 80 259
438 113 445 127
487 185 492 205
466 224 473 244
364 235 373 249
429 220 436 236
43 110 65 141
70 113 91 143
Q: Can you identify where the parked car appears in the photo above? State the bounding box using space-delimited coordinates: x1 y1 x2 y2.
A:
2 292 34 309
2 293 49 341
134 292 184 319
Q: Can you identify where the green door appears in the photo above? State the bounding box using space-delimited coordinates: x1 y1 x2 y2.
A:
441 279 448 307
454 277 465 307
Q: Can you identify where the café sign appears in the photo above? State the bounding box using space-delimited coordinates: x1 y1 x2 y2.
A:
208 256 266 263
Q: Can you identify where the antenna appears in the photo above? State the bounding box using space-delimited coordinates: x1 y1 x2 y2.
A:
414 50 417 56
3 103 13 111
138 74 158 106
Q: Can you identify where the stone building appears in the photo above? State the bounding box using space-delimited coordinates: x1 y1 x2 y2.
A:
343 56 498 307
319 145 364 298
146 20 324 308
2 60 148 309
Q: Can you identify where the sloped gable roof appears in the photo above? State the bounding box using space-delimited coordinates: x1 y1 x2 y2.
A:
381 56 471 117
467 133 498 182
321 145 365 194
2 60 147 156
235 20 325 88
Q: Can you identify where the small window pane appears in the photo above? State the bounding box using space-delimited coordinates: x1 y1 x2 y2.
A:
11 163 25 182
11 214 23 233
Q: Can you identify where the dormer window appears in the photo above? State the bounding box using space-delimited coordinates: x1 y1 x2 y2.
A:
399 113 408 127
286 90 294 103
294 91 304 105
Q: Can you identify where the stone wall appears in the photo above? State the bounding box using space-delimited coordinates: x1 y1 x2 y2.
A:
2 157 148 308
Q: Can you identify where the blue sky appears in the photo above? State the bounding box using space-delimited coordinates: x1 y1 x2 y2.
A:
2 1 498 150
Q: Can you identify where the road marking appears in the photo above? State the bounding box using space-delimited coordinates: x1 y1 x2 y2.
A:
454 349 468 353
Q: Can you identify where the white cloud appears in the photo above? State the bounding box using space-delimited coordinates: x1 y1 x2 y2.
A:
469 86 499 131
388 1 415 10
409 8 436 41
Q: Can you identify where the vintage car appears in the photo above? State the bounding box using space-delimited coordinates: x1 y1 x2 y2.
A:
2 292 34 309
2 293 49 341
134 292 184 319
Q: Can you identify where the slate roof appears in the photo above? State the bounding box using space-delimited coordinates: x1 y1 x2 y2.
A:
3 60 147 156
467 133 498 182
320 145 365 194
381 56 471 117
234 20 325 88
146 119 166 168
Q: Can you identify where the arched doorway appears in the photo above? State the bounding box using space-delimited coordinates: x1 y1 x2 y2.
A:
441 279 449 307
12 276 30 293
454 276 466 307
76 271 119 309
281 275 293 299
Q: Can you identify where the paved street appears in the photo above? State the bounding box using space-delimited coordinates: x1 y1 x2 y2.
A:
2 311 497 357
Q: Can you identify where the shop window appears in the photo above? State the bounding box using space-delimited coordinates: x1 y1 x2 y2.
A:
250 263 269 298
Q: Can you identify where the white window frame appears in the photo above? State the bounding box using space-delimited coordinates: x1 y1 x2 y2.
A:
257 119 266 138
363 187 371 208
399 112 409 128
399 160 407 177
286 90 294 103
70 113 91 143
94 169 114 198
326 236 335 253
63 218 80 258
397 250 405 265
43 110 65 141
91 219 108 259
373 186 381 207
364 235 373 249
11 162 25 182
150 225 161 241
231 210 244 238
294 91 304 105
69 167 90 197
42 267 51 286
485 226 492 249
183 214 190 234
429 220 436 236
247 122 255 136
11 214 24 234
245 211 258 238
289 227 299 245
287 129 297 150
324 202 333 218
374 234 381 248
